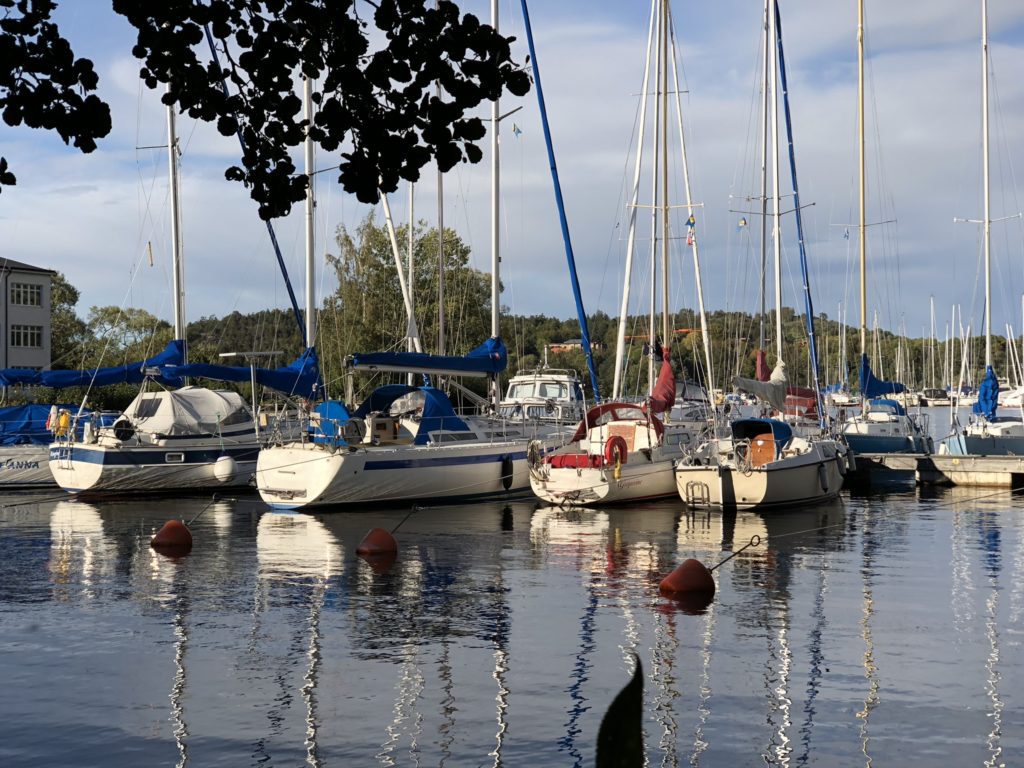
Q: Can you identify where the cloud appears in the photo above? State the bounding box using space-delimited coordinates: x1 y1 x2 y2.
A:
2 0 1024 368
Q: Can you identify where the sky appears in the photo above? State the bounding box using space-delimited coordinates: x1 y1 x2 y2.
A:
3 0 1024 349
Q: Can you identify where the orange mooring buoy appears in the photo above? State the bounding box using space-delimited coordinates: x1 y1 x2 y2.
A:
150 519 193 554
356 527 398 556
659 558 715 598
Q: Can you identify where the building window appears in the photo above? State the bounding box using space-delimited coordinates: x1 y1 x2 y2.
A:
10 283 42 307
10 325 43 348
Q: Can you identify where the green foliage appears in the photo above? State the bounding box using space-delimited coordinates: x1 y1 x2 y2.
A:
49 272 89 369
317 214 492 399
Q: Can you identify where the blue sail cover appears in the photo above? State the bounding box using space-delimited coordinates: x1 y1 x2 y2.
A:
351 384 469 445
858 353 906 398
349 337 508 378
167 347 321 398
0 340 186 389
973 365 999 420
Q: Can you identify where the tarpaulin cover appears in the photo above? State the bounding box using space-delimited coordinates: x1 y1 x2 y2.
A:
734 359 788 412
973 365 999 421
0 403 71 445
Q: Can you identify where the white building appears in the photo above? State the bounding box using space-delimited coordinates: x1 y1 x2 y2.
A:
0 259 53 370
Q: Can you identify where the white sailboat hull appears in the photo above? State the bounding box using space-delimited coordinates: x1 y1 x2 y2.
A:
675 442 845 510
256 439 536 508
529 449 679 506
48 441 257 494
0 444 55 488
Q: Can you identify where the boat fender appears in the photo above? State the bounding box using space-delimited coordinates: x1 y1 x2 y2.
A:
818 462 829 493
46 405 58 431
500 454 514 491
214 455 238 483
846 450 857 472
835 452 847 477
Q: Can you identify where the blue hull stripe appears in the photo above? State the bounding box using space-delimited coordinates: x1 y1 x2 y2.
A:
50 445 258 467
365 451 526 471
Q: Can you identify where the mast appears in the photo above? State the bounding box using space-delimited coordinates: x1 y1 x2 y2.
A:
648 4 662 392
166 88 186 361
612 0 658 399
303 77 316 349
982 0 992 368
490 0 500 412
769 0 783 362
668 8 715 402
857 0 867 360
663 0 671 352
759 0 770 356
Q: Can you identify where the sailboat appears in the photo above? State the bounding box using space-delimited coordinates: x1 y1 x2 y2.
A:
0 342 184 489
839 0 931 456
48 95 318 494
673 0 848 510
941 0 1024 456
256 28 571 509
530 0 711 506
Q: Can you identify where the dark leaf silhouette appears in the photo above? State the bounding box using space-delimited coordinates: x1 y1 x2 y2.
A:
595 655 644 768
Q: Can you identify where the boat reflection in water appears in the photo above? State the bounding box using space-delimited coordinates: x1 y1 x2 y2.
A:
6 489 1024 765
254 512 342 768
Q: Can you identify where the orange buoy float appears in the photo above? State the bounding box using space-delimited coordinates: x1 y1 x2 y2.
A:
659 558 715 598
356 527 398 556
150 519 193 554
362 551 398 574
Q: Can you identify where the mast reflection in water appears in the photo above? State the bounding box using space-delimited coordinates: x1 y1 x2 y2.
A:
0 490 1023 765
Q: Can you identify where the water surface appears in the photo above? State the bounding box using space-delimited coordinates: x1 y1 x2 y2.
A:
1 484 1021 766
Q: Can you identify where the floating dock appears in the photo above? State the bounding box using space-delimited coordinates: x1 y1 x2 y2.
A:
853 453 1024 488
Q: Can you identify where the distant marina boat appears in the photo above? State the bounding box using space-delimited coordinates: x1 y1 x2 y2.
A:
919 387 952 407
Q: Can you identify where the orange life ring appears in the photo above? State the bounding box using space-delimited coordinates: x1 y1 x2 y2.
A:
604 436 628 467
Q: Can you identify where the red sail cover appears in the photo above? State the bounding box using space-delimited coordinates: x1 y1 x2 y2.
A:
755 349 771 382
649 357 676 414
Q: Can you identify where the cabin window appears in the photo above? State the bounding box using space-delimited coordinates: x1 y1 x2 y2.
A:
9 324 42 348
164 453 185 464
506 383 533 399
221 407 252 426
134 398 162 418
538 382 567 399
10 283 42 307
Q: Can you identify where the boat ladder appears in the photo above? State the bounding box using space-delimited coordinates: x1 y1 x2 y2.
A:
684 480 711 507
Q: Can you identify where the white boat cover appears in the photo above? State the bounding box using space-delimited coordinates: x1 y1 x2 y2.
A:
734 360 788 412
124 386 252 436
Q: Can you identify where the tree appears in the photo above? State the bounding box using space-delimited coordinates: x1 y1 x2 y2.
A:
319 213 492 396
0 0 112 189
2 1 529 218
85 305 174 364
49 271 90 369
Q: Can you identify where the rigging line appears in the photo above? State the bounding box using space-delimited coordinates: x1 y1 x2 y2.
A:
201 25 306 347
520 0 601 402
